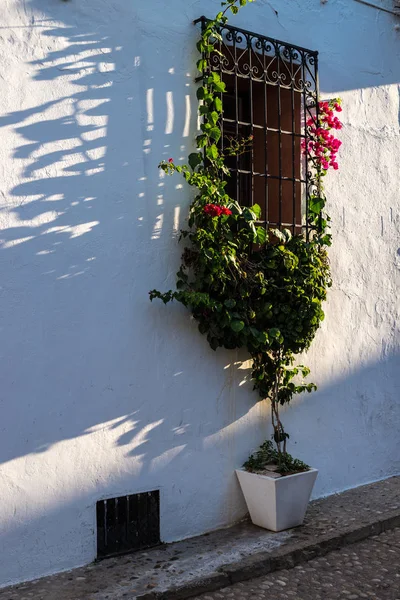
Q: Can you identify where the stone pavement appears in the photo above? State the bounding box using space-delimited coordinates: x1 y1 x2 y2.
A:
0 477 399 600
193 528 400 600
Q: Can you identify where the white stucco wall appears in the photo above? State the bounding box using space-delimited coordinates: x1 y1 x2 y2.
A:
0 0 399 588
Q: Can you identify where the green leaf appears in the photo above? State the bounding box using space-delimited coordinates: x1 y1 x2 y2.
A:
209 337 219 351
188 152 203 170
197 58 207 72
309 196 325 214
282 228 292 242
269 328 281 339
242 208 255 222
224 298 236 308
231 320 245 332
251 203 261 219
210 127 221 142
230 5 239 13
196 86 206 100
270 228 286 243
209 111 219 125
214 97 223 112
198 322 208 335
196 134 207 148
206 144 219 160
229 201 242 215
319 234 332 246
213 81 226 93
256 226 267 245
199 105 210 115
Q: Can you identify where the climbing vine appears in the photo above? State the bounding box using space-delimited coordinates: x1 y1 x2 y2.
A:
150 0 342 474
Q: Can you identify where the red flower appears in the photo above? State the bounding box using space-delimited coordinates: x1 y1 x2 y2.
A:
168 158 173 163
220 207 232 216
204 203 222 217
203 204 232 217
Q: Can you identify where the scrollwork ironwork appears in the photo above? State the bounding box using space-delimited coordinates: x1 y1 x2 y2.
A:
195 16 319 239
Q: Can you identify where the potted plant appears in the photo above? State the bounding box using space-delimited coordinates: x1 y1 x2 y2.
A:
150 0 342 532
236 440 318 532
232 236 331 532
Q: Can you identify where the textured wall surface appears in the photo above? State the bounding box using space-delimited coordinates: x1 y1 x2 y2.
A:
0 0 399 588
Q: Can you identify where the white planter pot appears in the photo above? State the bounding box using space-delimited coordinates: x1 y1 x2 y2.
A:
236 467 318 532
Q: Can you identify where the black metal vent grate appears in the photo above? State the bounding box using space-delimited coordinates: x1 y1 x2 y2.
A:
96 491 160 558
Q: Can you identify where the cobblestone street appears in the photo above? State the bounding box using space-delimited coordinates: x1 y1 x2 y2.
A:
194 529 400 600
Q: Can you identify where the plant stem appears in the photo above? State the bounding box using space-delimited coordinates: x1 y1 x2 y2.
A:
271 349 286 459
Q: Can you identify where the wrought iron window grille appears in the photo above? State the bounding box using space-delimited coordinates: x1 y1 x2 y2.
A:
194 16 320 239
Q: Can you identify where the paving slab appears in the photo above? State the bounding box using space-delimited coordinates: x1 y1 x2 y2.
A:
1 477 399 600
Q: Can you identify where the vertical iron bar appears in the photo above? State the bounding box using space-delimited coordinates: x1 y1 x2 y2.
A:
104 500 108 548
249 38 254 208
234 34 239 203
201 18 207 166
302 52 309 240
290 49 296 235
314 53 321 235
126 494 129 547
96 500 105 557
263 42 269 231
114 497 119 551
219 26 224 164
277 45 282 228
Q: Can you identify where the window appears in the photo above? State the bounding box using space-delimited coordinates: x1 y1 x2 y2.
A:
196 17 320 238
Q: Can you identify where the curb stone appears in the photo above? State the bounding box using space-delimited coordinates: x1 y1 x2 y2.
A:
136 512 400 600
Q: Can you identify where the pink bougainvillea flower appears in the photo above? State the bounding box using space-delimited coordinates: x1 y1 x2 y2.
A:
302 99 342 172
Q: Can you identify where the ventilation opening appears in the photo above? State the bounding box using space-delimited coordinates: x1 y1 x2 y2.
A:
96 491 160 559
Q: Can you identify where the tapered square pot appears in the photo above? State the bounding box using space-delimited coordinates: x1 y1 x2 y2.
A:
236 468 318 532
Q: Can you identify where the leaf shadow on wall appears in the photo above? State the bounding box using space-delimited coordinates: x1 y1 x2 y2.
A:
0 1 263 487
